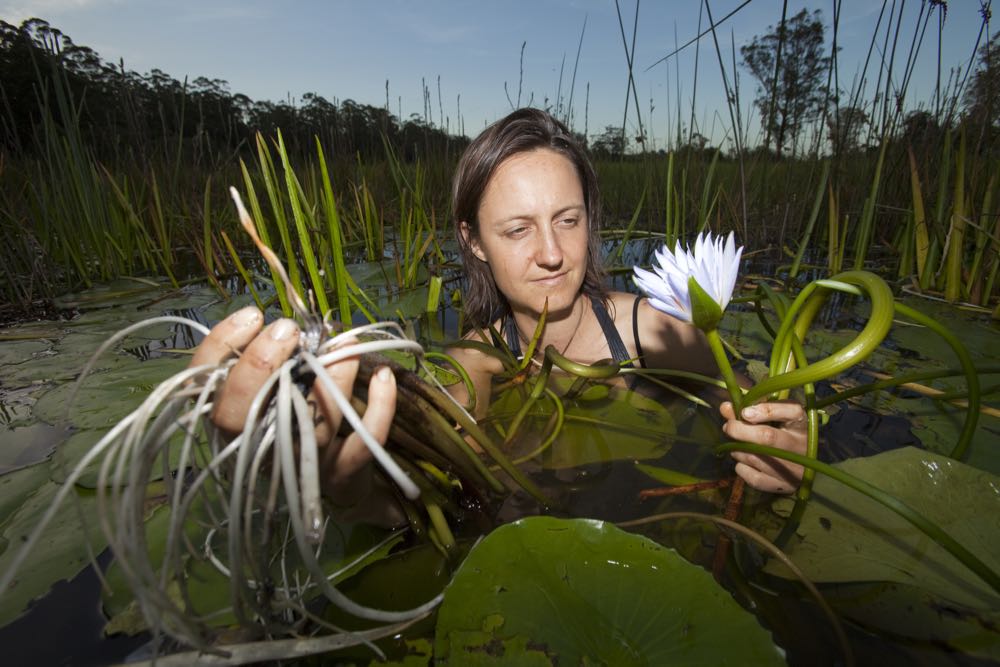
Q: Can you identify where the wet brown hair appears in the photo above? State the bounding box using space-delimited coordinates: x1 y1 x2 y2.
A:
452 108 608 328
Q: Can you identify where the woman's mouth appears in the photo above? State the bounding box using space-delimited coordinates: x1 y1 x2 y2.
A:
532 272 568 288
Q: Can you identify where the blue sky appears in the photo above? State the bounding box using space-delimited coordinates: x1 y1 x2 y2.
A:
1 1 991 148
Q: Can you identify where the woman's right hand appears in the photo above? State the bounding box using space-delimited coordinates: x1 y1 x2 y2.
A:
189 305 406 527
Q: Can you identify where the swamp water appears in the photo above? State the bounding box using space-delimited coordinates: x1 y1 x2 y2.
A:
0 276 998 665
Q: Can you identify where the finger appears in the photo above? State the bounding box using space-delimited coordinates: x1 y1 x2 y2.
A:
189 306 263 368
312 347 362 454
323 367 397 506
723 418 785 447
730 449 803 481
719 401 737 421
734 461 797 494
739 401 805 425
212 318 299 433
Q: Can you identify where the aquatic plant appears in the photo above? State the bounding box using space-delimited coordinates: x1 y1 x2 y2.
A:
634 231 745 410
0 188 548 662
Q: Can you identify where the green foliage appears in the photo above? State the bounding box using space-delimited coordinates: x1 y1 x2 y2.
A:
740 8 832 158
764 447 1000 610
435 517 784 665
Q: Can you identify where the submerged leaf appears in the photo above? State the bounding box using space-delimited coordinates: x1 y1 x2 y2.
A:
0 478 105 627
824 581 1000 662
765 447 1000 609
490 377 682 469
435 516 784 665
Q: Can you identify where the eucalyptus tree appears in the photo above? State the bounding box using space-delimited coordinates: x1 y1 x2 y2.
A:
741 8 832 158
963 31 999 151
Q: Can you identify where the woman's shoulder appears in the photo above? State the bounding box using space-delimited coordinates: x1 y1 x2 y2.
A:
604 290 642 321
625 294 716 375
447 326 506 375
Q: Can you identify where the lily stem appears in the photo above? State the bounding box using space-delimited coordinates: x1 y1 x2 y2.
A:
705 328 744 414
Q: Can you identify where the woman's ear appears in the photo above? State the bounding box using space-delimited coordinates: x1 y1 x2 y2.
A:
460 221 487 262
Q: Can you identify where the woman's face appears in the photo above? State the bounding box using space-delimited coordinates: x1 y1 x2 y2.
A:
466 148 589 320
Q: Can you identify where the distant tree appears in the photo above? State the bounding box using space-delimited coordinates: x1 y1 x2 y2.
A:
827 105 870 153
590 125 626 158
0 17 465 163
683 132 710 153
741 8 832 158
964 31 999 132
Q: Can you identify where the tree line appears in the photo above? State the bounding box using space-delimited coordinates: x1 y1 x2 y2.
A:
0 18 466 166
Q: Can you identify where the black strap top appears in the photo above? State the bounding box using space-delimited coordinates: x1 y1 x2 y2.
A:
498 296 645 370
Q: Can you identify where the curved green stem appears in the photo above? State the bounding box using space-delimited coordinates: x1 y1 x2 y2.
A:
815 366 1000 408
545 346 623 379
892 302 980 460
797 279 982 461
715 442 1000 595
512 387 565 465
746 272 895 405
788 335 819 500
752 282 789 340
705 328 744 414
423 350 477 414
505 351 556 443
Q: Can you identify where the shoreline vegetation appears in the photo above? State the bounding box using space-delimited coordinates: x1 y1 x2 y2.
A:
0 13 997 321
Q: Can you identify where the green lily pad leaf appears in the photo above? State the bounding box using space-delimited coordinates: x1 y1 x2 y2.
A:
101 501 406 633
199 291 260 325
892 297 1000 366
0 421 69 474
0 339 53 366
54 279 174 310
33 355 188 429
378 285 432 320
764 447 1000 609
0 479 105 628
823 581 1000 662
348 260 429 291
490 378 680 469
49 429 185 488
435 516 784 665
0 462 53 543
887 394 1000 476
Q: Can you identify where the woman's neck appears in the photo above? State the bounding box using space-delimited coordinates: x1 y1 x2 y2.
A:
511 293 591 358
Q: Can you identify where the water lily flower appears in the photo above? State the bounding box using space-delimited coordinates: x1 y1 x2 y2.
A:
633 231 745 410
633 232 743 330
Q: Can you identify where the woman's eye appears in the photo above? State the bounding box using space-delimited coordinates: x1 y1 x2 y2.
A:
559 218 578 227
506 226 529 238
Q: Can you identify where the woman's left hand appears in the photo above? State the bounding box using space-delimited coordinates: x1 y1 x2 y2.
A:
720 400 808 494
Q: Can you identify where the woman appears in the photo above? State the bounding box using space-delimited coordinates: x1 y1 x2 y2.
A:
197 109 806 525
449 109 805 493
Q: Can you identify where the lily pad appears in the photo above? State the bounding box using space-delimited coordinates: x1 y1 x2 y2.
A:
434 516 784 665
33 355 188 429
822 581 1000 662
0 339 54 368
490 378 681 469
102 501 407 634
0 421 69 474
0 478 105 627
765 447 1000 609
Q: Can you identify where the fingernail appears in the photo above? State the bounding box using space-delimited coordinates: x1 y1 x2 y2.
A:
269 319 297 341
742 407 759 419
232 306 261 326
376 366 393 382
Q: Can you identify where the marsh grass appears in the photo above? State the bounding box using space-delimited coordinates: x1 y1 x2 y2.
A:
3 8 998 317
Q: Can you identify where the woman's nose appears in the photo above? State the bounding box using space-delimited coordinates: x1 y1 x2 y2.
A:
535 226 563 268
